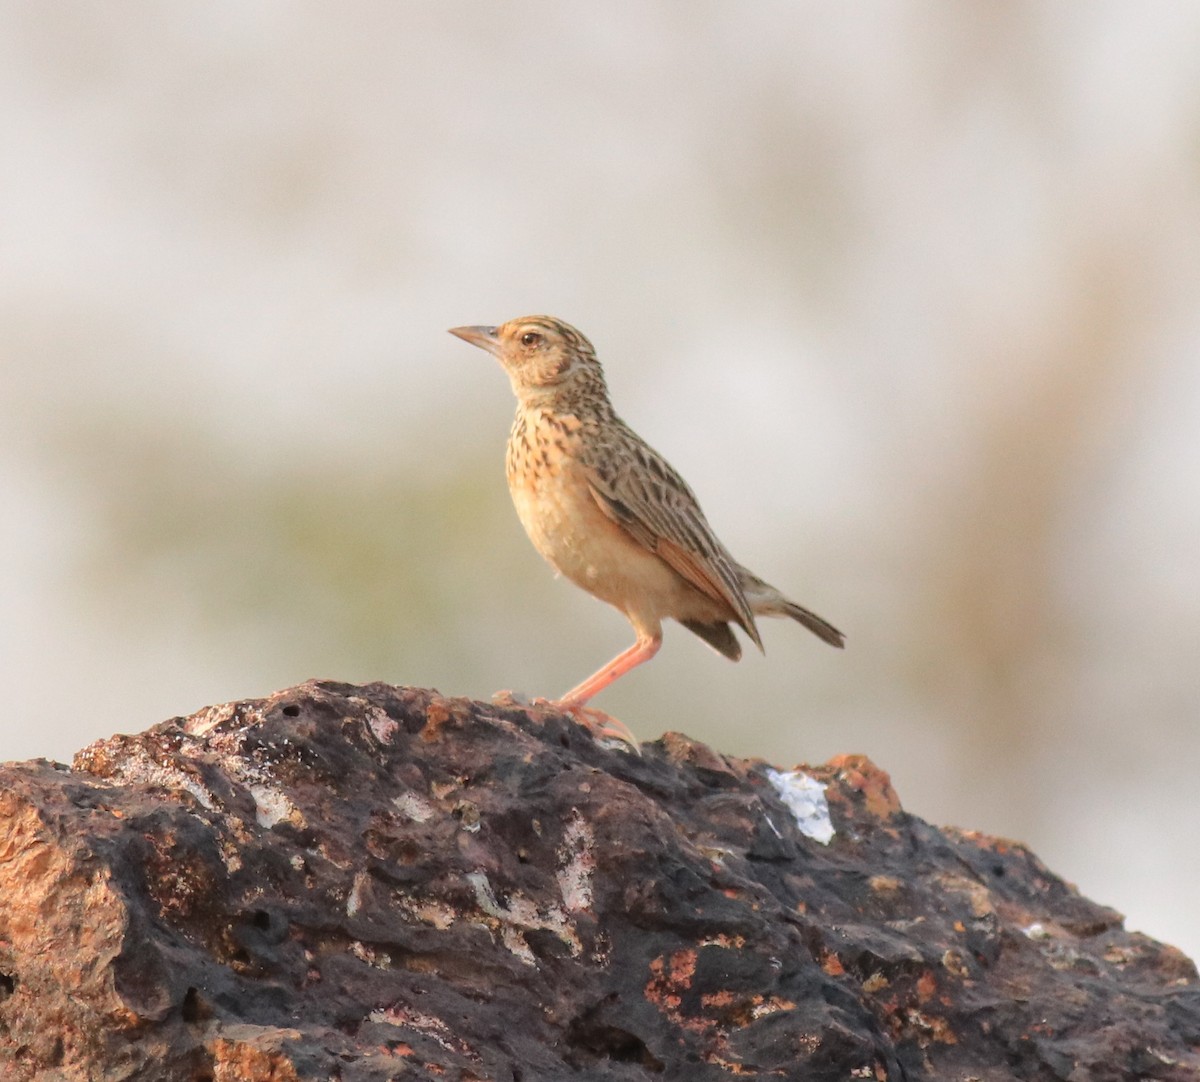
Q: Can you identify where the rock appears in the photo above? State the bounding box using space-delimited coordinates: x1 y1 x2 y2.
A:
0 680 1196 1081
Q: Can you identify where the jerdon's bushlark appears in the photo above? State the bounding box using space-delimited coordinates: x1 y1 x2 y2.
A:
450 315 843 731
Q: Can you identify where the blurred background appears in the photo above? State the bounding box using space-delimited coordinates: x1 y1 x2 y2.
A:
3 3 1199 959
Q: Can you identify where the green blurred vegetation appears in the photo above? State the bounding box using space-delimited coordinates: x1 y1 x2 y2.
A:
58 416 534 683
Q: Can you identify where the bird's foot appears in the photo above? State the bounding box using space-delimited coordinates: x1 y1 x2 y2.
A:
548 699 641 754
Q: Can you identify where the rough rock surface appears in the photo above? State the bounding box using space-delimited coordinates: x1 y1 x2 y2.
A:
0 681 1197 1081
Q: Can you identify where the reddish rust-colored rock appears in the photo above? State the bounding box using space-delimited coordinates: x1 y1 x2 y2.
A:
0 681 1197 1080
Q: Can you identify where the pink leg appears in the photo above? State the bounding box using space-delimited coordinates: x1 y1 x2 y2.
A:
555 635 662 708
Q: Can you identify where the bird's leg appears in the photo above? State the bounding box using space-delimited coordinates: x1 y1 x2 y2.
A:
548 636 660 750
556 634 662 708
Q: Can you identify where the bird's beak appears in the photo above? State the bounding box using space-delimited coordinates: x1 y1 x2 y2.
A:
448 325 500 354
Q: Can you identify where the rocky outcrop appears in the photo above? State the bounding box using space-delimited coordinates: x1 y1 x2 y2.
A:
0 681 1196 1080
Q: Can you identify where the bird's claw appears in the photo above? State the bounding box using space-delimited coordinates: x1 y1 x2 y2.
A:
549 699 642 754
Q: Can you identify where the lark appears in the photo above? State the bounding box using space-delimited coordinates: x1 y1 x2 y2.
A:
450 316 843 737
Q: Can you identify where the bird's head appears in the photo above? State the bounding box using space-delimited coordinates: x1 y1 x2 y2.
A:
449 316 608 408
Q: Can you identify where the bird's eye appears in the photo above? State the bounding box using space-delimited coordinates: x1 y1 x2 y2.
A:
520 331 543 348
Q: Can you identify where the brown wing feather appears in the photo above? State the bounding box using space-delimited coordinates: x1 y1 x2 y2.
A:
582 420 762 649
656 537 745 622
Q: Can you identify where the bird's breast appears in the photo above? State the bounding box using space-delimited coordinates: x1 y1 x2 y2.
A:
505 411 651 601
503 408 728 630
507 415 595 572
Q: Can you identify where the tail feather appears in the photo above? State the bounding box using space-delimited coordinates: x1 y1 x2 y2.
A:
738 567 846 649
779 600 845 648
680 619 743 661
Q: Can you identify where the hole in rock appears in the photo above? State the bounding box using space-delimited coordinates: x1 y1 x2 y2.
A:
181 986 211 1023
566 1014 663 1072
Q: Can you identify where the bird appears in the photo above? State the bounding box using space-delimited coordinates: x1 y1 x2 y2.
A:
449 315 843 740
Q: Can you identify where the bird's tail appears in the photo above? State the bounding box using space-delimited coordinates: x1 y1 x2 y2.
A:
740 569 846 648
776 599 845 648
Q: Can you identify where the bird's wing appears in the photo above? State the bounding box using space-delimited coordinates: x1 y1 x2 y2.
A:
580 421 762 649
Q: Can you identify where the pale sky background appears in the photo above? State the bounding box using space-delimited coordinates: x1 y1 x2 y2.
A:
3 3 1200 962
